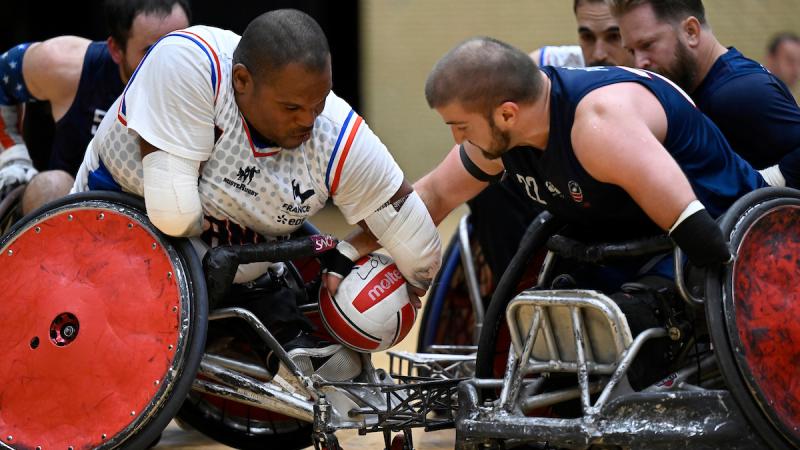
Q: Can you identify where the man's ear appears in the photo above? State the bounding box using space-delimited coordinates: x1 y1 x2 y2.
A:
107 36 123 65
232 63 252 94
682 16 702 48
494 101 519 130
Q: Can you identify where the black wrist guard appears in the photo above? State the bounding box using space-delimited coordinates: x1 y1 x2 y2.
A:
669 209 732 267
318 247 355 278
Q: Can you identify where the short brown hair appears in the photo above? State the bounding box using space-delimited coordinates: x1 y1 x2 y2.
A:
425 37 544 115
574 0 608 14
768 32 800 56
607 0 707 25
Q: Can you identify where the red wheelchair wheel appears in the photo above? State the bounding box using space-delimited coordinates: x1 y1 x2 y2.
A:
709 187 800 449
0 192 207 449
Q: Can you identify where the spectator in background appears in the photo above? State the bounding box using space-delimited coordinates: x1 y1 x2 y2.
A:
765 32 800 91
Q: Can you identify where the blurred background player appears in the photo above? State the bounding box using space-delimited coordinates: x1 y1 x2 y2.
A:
765 31 800 92
611 0 800 188
0 0 190 214
531 0 635 67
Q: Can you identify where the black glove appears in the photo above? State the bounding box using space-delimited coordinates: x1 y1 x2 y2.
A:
318 241 360 279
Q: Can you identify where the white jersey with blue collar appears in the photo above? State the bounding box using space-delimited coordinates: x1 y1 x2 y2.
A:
76 25 404 239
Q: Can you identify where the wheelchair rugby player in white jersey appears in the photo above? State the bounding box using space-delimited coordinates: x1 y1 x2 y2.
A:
72 9 441 383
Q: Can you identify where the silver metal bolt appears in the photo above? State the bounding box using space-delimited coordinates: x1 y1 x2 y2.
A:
63 325 75 338
154 380 160 386
6 436 12 441
102 434 107 439
130 410 136 416
167 271 172 279
69 446 74 450
127 223 133 229
172 306 178 312
67 214 73 221
36 446 41 450
168 344 174 350
668 327 681 341
152 243 157 250
97 213 104 220
6 249 12 256
34 226 41 233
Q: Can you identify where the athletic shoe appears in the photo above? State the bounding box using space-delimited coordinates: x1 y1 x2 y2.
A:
281 333 362 382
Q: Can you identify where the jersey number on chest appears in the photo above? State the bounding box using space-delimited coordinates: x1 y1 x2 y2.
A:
516 174 547 205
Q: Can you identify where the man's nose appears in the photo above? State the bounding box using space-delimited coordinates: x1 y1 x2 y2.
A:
592 42 609 64
634 52 651 69
297 109 317 128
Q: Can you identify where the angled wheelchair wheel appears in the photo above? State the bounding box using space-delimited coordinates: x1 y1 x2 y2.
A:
416 218 486 353
176 253 313 449
473 212 559 389
177 392 312 450
0 191 208 449
707 187 800 449
0 184 25 235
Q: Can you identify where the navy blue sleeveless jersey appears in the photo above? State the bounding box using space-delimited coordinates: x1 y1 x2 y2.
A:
50 41 124 175
692 47 800 171
501 65 766 243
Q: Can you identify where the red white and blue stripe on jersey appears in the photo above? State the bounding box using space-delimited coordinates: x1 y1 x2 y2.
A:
117 29 221 125
325 109 363 196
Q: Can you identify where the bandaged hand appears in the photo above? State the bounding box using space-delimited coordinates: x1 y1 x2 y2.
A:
0 145 38 191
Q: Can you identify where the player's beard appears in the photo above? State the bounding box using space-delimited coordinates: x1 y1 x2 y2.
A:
660 39 700 93
478 115 512 160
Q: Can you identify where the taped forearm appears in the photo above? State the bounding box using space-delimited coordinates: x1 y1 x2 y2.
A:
142 150 203 237
365 191 442 289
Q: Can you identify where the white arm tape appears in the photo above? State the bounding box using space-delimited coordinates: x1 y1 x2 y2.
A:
759 164 786 187
0 144 33 167
668 200 705 234
337 240 360 261
142 150 203 237
365 191 442 290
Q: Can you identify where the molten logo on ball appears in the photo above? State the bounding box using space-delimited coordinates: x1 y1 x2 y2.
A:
319 254 417 352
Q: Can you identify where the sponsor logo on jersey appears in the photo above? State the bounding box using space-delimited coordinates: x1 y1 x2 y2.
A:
568 180 583 202
545 181 563 198
221 165 260 198
292 179 315 203
237 166 260 185
275 214 305 226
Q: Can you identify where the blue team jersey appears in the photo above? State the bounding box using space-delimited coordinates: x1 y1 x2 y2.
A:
502 65 765 240
50 41 124 175
692 47 800 171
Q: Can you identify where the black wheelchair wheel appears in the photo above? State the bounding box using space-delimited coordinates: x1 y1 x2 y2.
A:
416 223 486 353
176 248 313 449
0 191 208 449
0 184 25 235
177 392 312 450
473 212 560 395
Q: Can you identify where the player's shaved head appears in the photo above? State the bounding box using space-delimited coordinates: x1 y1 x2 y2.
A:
425 37 544 116
234 9 330 80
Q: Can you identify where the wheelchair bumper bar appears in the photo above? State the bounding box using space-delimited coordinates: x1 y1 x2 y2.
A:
456 379 765 449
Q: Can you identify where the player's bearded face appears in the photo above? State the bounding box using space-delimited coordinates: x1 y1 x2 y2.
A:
478 114 511 160
657 38 699 93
